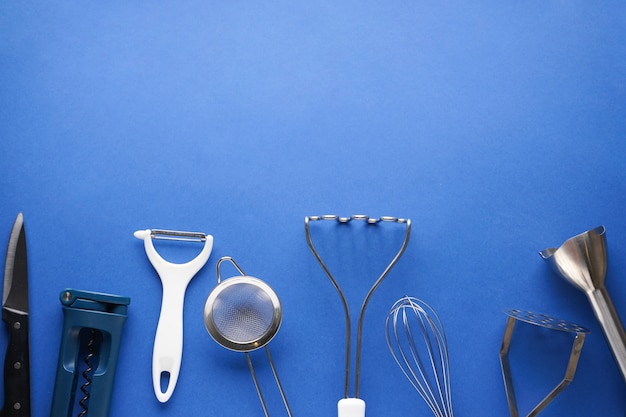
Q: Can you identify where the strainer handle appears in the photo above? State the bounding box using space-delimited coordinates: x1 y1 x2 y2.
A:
216 256 246 283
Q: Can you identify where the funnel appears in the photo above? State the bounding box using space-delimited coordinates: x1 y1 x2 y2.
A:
540 226 626 384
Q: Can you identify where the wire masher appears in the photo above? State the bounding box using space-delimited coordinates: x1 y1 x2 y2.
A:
305 215 411 417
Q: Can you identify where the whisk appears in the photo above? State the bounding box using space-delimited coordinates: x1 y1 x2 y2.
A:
385 296 454 417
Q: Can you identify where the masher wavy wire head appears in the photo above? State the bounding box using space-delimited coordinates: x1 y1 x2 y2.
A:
305 215 411 416
385 296 454 417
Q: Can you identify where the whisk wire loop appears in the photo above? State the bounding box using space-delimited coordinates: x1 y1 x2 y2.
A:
406 308 446 416
386 297 454 417
389 303 441 416
420 307 452 417
392 311 437 413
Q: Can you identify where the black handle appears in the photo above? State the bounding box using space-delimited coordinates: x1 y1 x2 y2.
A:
1 308 30 417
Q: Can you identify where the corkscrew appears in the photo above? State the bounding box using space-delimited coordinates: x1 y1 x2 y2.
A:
50 289 130 417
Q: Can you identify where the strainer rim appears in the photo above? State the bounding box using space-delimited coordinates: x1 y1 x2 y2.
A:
204 275 282 351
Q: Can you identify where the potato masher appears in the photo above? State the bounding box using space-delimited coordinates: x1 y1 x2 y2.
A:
499 309 589 417
305 214 411 417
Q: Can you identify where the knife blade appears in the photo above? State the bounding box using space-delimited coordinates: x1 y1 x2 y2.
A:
1 212 31 417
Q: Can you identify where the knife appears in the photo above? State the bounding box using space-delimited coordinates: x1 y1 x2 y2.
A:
1 212 31 417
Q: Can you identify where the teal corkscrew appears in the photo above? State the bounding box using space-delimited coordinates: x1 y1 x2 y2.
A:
50 289 129 417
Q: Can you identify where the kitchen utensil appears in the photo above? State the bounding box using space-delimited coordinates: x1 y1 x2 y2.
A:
539 226 626 384
305 214 411 417
385 296 453 417
50 289 130 417
499 309 589 417
203 256 292 417
134 228 213 402
2 212 31 417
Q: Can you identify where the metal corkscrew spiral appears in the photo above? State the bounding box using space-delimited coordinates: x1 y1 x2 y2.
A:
78 328 97 417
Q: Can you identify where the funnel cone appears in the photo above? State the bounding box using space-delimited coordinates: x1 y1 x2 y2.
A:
540 226 626 384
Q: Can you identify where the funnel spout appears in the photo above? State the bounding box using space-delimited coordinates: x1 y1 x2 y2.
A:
588 287 626 382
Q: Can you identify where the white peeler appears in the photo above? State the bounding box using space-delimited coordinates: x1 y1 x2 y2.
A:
134 228 213 403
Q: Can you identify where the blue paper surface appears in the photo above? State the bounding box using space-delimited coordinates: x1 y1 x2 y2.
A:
1 2 625 416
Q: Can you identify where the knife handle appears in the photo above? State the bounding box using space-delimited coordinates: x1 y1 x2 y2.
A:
2 308 31 417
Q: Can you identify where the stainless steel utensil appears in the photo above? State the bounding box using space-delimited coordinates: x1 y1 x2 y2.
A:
385 296 453 417
305 214 411 417
203 256 292 417
539 226 626 384
499 309 589 417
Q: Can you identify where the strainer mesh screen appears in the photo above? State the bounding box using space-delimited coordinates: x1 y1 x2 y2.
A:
212 282 275 343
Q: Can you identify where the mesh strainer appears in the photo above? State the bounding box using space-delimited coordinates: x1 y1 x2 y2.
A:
204 256 292 417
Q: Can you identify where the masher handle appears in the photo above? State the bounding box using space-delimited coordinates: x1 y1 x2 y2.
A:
338 398 365 417
588 287 626 383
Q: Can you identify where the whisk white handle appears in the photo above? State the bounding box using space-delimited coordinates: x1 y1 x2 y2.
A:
338 398 365 417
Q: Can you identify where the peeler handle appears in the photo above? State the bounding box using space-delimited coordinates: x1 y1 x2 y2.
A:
152 279 188 403
338 398 365 417
588 287 626 383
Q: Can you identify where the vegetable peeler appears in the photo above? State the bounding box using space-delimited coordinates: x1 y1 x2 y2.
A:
50 288 130 417
134 228 213 402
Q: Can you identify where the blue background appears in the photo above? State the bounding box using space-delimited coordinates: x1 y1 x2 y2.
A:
1 2 626 416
